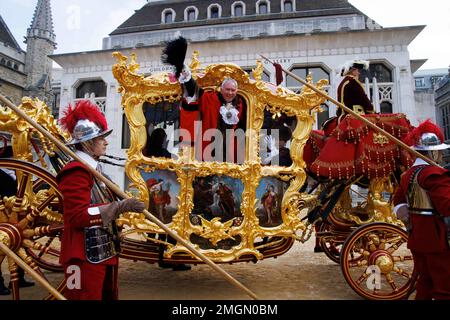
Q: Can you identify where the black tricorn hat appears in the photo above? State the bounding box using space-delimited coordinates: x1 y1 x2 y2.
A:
161 36 188 78
340 59 370 76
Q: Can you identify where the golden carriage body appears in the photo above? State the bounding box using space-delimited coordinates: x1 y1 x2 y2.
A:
0 52 415 300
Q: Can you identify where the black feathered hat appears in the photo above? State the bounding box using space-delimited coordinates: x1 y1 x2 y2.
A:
161 36 188 78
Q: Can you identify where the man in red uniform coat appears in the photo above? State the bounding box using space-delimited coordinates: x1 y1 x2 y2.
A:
179 75 247 163
393 120 450 300
57 101 145 300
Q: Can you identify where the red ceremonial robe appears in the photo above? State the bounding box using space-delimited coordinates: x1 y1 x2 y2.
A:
57 161 118 300
393 162 450 299
180 90 246 162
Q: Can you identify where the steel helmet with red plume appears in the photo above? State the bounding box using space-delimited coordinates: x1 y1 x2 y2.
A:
404 119 449 151
60 100 112 145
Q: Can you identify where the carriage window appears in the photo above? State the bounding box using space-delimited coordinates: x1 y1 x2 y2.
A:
142 101 180 159
260 110 296 167
177 85 248 164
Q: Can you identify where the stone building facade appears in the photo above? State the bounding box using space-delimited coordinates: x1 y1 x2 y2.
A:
0 0 56 106
0 15 27 105
435 70 450 164
413 68 448 124
52 0 429 188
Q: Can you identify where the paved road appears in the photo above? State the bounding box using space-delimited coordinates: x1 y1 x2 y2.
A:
1 235 361 300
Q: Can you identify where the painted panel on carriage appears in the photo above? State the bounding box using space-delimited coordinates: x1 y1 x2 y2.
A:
190 175 244 223
141 170 180 224
189 175 244 250
256 177 289 227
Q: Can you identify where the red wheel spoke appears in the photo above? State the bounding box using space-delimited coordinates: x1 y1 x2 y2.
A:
37 236 56 258
15 172 30 200
387 239 407 254
355 271 370 286
385 274 399 292
349 258 368 268
17 248 48 280
392 255 413 262
32 178 45 192
393 266 412 279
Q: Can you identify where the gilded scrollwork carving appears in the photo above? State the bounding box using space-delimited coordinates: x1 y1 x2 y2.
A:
0 97 69 162
189 50 201 73
330 177 403 227
113 52 326 262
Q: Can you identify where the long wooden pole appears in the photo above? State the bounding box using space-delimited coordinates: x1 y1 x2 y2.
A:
0 242 66 300
260 55 440 167
0 94 259 300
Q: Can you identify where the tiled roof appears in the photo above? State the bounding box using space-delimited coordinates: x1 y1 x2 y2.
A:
111 0 364 35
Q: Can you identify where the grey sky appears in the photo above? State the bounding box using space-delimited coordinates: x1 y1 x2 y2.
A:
1 0 448 70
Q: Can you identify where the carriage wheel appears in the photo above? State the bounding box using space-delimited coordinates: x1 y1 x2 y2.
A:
0 159 66 300
319 222 345 264
318 213 355 264
340 222 416 300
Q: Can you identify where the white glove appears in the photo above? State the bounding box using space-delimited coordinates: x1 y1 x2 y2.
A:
178 65 192 84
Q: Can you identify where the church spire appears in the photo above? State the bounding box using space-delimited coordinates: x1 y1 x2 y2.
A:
25 0 56 47
23 0 56 104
